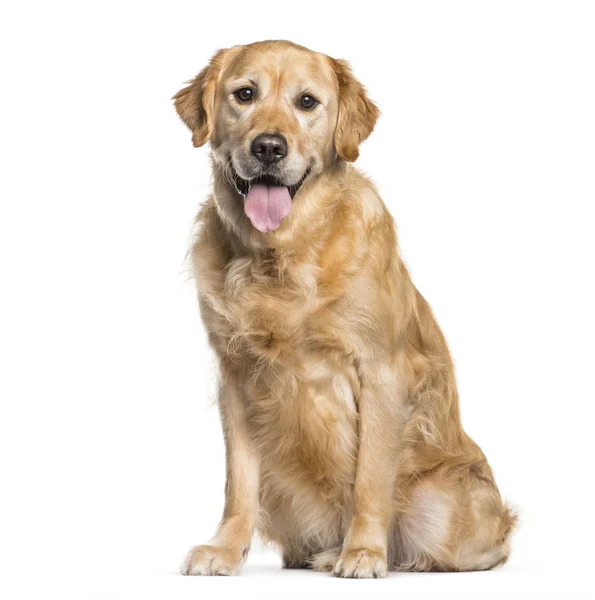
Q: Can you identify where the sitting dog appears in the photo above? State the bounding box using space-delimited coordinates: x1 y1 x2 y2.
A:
174 40 515 578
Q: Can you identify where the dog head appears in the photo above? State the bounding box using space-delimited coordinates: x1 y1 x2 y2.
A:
174 40 379 234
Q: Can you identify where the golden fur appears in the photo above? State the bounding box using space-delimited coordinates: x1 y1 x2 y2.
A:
174 40 515 578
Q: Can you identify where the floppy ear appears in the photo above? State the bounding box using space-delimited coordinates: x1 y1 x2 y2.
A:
173 49 227 147
332 59 380 162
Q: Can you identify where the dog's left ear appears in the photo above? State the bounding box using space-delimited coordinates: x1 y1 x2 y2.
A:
173 49 228 148
331 59 380 162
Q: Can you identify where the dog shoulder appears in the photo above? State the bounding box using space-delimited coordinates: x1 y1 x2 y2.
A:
340 166 391 231
189 198 230 287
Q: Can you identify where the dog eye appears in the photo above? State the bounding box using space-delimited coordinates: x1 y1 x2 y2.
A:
299 94 319 111
234 87 254 103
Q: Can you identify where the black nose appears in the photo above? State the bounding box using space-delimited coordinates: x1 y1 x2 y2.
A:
250 133 288 165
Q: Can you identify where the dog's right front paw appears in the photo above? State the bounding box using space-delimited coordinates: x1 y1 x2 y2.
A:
181 544 244 576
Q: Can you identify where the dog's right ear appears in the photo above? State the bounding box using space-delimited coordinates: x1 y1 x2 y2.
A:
173 49 227 148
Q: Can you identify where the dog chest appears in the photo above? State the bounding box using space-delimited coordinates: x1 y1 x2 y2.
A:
244 356 359 496
207 255 362 486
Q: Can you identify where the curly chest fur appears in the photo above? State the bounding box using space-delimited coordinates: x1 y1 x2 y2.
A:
216 253 358 366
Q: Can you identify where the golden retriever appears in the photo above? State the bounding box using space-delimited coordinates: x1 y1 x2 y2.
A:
174 40 515 578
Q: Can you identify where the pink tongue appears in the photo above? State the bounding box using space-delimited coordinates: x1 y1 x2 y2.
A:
244 183 292 232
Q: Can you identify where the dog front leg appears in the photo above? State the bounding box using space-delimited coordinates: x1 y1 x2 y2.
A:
181 375 259 576
334 359 406 578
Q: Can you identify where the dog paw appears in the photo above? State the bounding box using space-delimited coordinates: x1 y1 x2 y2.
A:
180 544 243 576
333 547 388 578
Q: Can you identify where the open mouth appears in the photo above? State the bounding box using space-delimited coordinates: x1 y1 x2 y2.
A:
229 166 311 233
231 168 311 200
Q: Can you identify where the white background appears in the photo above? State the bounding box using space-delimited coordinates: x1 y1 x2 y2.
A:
1 1 594 598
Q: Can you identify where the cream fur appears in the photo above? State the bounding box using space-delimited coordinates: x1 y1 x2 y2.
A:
174 40 516 578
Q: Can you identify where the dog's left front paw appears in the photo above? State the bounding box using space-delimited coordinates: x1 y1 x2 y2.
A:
333 547 388 578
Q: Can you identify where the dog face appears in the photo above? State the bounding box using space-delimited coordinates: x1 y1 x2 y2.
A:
174 41 379 233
